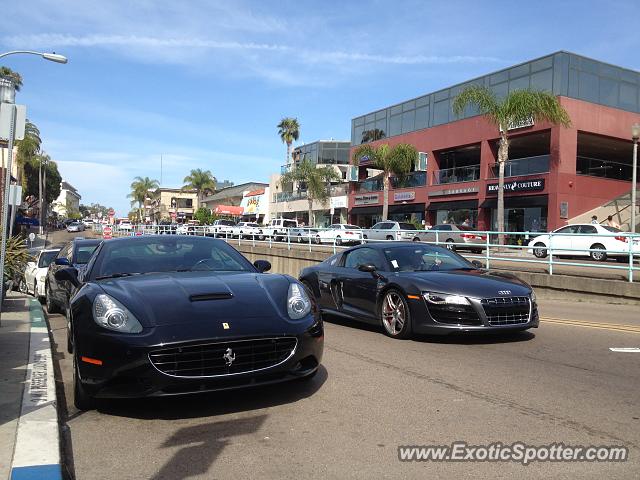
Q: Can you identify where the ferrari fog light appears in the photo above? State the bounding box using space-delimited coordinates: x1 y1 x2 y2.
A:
93 294 143 333
423 292 471 306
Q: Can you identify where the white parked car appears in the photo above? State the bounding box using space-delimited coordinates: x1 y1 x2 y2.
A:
231 222 262 239
314 224 363 245
21 248 60 301
206 219 236 237
118 221 132 231
362 221 417 242
527 223 640 262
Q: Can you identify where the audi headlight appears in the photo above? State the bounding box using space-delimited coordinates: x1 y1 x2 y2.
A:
287 283 311 320
530 290 537 304
93 294 143 333
423 292 470 306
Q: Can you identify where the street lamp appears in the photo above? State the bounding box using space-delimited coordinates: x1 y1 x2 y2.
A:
0 50 68 63
632 124 639 234
0 49 67 322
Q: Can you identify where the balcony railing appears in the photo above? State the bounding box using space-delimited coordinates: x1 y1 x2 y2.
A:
490 155 550 178
391 171 427 189
433 165 480 185
576 156 639 181
355 178 383 192
274 184 348 203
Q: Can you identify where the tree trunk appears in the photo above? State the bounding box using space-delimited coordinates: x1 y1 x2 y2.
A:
497 132 509 246
286 141 292 167
308 197 314 228
382 172 390 221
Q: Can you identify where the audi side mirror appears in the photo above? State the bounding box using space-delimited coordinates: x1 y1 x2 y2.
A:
54 267 80 287
254 260 271 273
471 260 485 269
54 257 70 266
358 263 377 273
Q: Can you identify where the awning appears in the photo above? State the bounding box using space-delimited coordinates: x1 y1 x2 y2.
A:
350 203 426 215
350 206 381 215
427 200 478 211
480 195 548 209
214 205 244 215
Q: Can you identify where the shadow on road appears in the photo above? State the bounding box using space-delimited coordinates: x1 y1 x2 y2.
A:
91 365 328 420
151 415 268 480
324 314 536 345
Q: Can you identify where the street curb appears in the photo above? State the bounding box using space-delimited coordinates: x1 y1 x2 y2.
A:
9 298 62 480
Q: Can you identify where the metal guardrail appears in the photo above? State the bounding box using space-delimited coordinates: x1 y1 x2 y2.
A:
106 225 640 282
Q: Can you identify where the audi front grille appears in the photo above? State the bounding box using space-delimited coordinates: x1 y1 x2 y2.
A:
481 296 531 326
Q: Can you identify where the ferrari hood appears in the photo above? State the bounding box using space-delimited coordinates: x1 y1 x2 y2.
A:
400 269 532 299
97 271 293 328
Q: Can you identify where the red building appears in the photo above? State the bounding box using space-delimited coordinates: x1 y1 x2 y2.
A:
348 52 640 234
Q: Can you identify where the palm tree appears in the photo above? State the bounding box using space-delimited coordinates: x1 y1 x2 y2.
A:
128 176 159 222
0 66 23 91
277 117 300 167
16 120 41 187
279 159 341 227
182 168 216 204
352 143 418 220
453 86 571 244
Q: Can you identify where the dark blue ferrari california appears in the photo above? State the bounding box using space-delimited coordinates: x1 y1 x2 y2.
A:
57 235 323 409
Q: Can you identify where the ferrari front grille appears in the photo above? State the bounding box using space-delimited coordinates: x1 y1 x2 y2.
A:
149 337 298 378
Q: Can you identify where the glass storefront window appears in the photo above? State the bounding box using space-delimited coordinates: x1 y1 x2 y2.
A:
436 209 478 228
490 207 548 244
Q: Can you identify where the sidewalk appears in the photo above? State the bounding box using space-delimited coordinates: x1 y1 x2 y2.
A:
0 292 61 480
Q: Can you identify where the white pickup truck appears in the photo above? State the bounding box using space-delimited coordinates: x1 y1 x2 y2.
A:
262 218 298 242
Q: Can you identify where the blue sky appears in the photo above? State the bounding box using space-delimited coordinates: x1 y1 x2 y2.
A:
2 0 639 216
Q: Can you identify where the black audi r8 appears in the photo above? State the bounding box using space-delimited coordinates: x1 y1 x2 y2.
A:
299 242 539 339
57 235 323 410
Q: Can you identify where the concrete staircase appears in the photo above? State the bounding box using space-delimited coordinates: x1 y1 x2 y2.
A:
569 191 640 231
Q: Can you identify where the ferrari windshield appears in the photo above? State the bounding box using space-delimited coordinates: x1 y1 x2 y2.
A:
91 237 254 279
383 245 473 272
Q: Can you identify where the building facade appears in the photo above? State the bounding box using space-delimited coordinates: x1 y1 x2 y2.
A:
149 188 198 222
200 182 269 218
52 181 81 218
348 51 640 234
272 140 351 226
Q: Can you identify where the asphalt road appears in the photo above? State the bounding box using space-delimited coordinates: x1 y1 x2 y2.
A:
44 230 640 479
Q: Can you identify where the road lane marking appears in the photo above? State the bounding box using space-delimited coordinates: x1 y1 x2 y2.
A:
540 317 640 334
609 347 640 352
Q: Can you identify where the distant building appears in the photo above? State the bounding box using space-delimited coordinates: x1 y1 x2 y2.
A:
149 187 199 222
271 139 351 226
215 179 234 190
52 181 81 218
201 181 269 220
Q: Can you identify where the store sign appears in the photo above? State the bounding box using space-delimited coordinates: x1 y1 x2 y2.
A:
354 194 379 206
330 196 348 209
560 201 569 219
499 116 534 132
429 186 479 197
394 191 416 202
487 178 545 194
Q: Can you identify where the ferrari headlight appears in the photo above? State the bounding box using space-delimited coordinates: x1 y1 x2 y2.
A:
287 283 311 320
423 292 470 306
93 294 143 333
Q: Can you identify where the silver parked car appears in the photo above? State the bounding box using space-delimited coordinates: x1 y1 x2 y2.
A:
362 221 417 242
412 224 486 253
